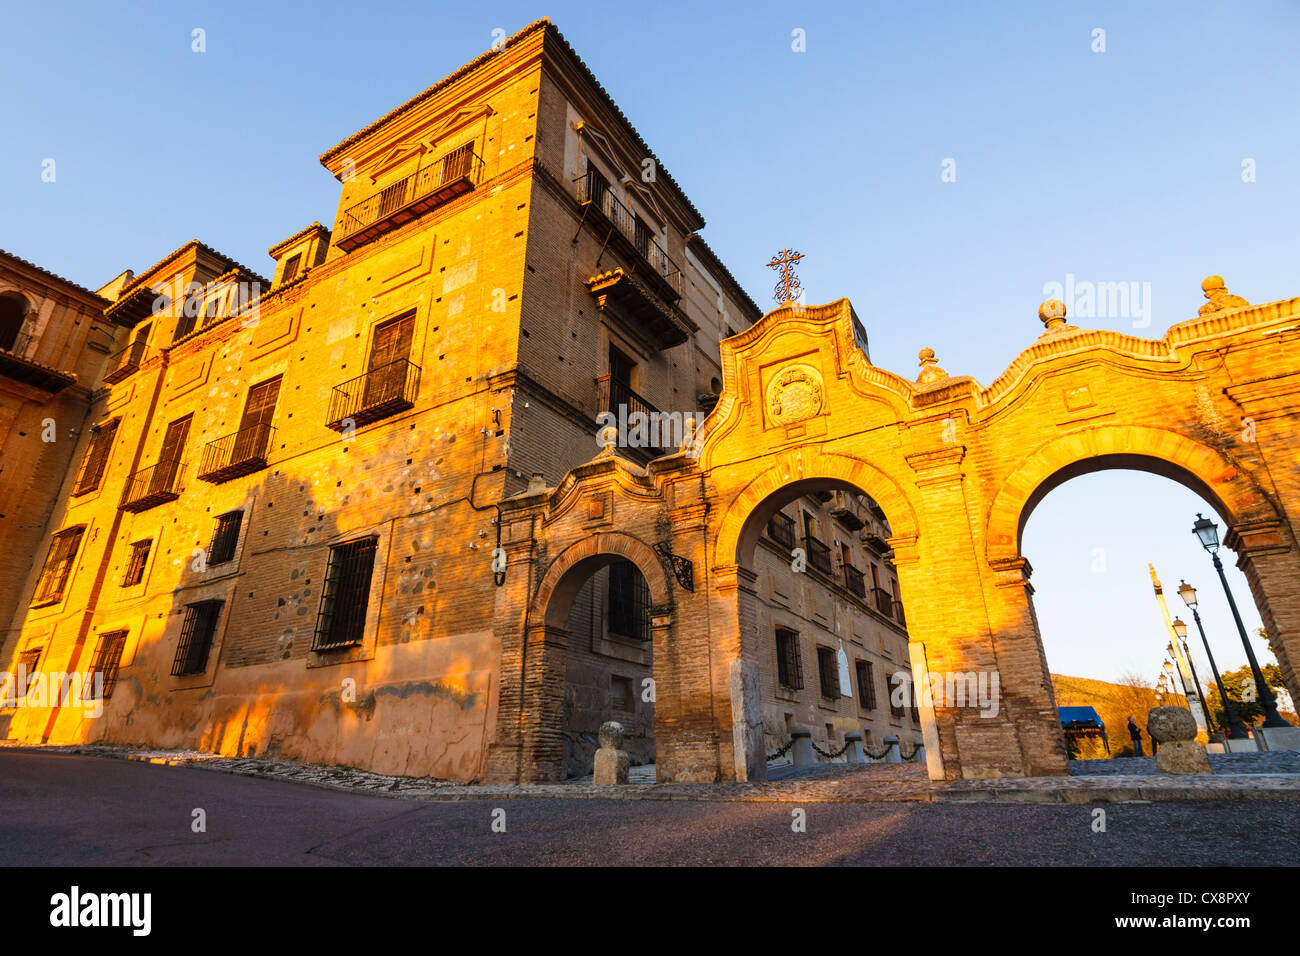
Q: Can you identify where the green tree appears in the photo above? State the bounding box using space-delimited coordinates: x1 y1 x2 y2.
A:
1203 661 1288 727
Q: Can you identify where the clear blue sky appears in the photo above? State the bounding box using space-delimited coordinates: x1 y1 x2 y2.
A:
3 1 1294 684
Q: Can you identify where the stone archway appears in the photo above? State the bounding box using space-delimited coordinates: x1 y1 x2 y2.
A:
487 531 672 784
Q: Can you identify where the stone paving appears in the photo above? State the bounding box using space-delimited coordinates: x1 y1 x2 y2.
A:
5 740 1299 805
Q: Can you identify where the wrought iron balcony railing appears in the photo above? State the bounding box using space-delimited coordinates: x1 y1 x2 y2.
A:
336 143 482 251
576 171 682 297
870 586 895 617
120 458 185 513
595 375 667 456
325 358 420 431
843 564 866 598
102 339 149 385
197 422 275 483
768 512 796 551
804 535 833 576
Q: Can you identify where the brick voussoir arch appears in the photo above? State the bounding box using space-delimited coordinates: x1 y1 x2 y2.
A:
985 423 1282 561
531 530 673 628
713 449 922 568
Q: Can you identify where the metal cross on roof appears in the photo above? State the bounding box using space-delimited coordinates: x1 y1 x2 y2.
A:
766 248 805 305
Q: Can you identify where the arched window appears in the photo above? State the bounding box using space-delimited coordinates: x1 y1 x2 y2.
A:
0 291 31 352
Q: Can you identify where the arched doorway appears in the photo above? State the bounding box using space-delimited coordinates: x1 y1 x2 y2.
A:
492 531 672 783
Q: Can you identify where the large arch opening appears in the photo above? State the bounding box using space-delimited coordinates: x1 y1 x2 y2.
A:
0 291 31 352
729 474 924 773
1016 458 1295 761
526 533 671 782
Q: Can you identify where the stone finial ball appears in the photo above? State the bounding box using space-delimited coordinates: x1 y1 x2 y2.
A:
918 347 935 363
1038 299 1067 324
1147 706 1198 743
1202 275 1225 293
598 720 624 750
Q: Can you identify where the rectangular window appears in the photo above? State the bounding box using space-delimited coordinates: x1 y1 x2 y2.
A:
313 537 379 651
207 511 243 566
887 672 906 718
15 648 42 698
32 526 85 606
233 377 280 461
89 630 129 698
817 646 840 700
123 539 152 586
607 560 650 641
362 313 416 408
855 660 877 710
775 627 803 690
72 419 119 495
611 675 634 713
150 415 192 496
281 253 302 284
171 600 224 676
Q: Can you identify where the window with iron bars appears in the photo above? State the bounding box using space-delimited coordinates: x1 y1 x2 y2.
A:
89 630 129 698
171 600 224 676
14 648 42 698
72 419 118 495
887 672 907 718
817 646 840 700
313 537 379 651
855 659 877 710
207 511 244 566
32 526 85 606
775 627 803 690
607 559 650 641
123 540 151 586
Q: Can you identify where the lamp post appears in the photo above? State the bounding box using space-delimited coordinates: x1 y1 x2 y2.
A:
1191 514 1288 728
1162 658 1181 702
1171 618 1214 734
1178 578 1250 739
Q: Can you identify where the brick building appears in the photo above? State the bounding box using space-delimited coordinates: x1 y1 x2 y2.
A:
0 19 917 780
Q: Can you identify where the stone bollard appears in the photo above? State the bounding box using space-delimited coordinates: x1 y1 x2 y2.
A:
593 720 630 784
1147 707 1211 775
884 735 902 764
914 745 926 765
844 731 866 764
791 726 815 769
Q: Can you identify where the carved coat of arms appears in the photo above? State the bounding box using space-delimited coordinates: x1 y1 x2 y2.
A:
766 364 824 426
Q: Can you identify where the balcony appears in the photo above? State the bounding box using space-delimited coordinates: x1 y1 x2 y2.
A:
804 535 833 576
197 423 275 483
577 171 683 303
595 375 665 456
120 459 185 513
335 144 482 252
829 491 868 531
102 339 149 385
843 564 866 598
768 512 796 551
870 586 895 617
325 358 420 431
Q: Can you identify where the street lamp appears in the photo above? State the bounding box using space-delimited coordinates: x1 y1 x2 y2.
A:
1177 576 1249 739
1191 514 1288 728
1162 658 1180 700
1171 617 1215 733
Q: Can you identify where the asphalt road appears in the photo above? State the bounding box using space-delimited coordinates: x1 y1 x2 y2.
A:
2 750 1295 866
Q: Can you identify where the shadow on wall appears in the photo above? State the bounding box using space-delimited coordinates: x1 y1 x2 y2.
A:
3 463 498 781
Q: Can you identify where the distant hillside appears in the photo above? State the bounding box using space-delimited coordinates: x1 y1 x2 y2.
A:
1051 673 1185 757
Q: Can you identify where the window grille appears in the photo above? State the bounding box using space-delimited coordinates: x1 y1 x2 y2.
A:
607 560 650 641
207 512 244 566
775 628 803 690
73 419 119 495
313 537 379 651
856 660 876 710
171 601 223 676
32 527 85 605
89 631 129 698
123 540 151 586
817 646 840 700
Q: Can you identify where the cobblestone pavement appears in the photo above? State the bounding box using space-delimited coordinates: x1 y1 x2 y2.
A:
1069 751 1300 775
3 749 1297 866
4 742 1298 805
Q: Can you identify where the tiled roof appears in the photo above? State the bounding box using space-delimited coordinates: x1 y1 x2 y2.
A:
318 18 704 228
0 248 110 304
119 239 269 296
